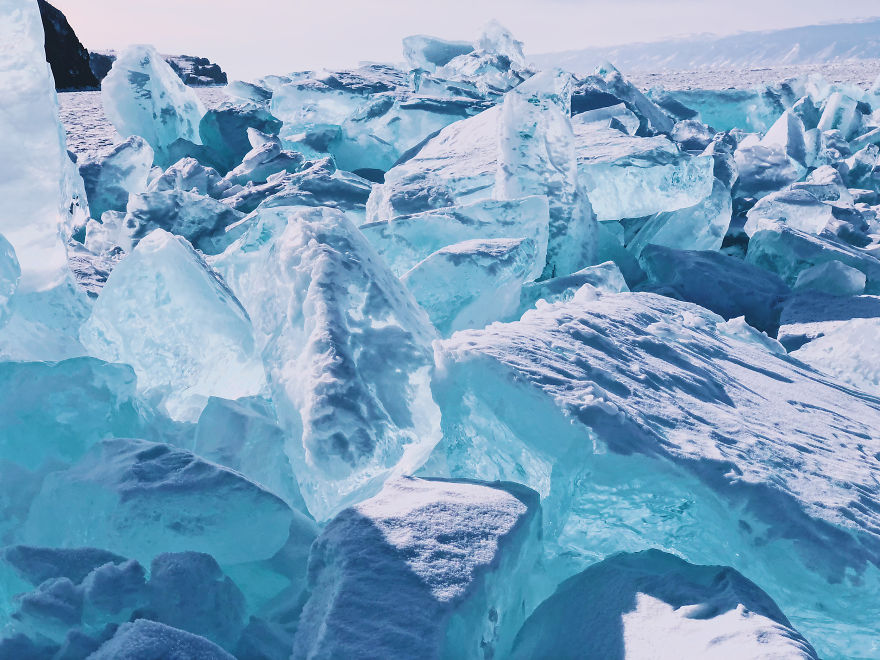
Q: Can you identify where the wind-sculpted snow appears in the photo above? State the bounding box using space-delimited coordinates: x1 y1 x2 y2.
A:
791 314 880 397
213 206 441 521
511 550 818 659
431 290 880 656
293 477 541 659
89 620 236 660
778 293 880 350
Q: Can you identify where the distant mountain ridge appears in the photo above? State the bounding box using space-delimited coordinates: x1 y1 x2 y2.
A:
532 18 880 74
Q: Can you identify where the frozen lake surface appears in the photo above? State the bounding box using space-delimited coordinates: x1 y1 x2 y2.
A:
59 86 229 160
59 60 879 159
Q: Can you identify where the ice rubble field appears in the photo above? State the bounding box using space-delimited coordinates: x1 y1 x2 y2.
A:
2 0 880 658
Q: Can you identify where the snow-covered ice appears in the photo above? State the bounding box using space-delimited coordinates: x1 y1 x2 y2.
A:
5 7 880 658
511 549 818 659
293 477 541 659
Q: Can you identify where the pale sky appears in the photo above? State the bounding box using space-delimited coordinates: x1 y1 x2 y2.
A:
52 0 880 81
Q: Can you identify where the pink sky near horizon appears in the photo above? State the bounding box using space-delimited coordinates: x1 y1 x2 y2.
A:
51 0 880 81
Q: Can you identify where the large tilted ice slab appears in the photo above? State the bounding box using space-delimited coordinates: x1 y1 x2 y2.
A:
0 0 87 293
0 0 90 362
511 550 818 659
599 64 675 134
194 396 310 514
22 438 301 566
794 259 867 296
0 357 172 473
0 357 184 545
639 244 790 333
627 177 732 257
744 188 833 237
655 86 795 133
370 82 596 278
498 74 597 279
269 64 486 172
293 477 541 660
430 290 880 658
212 207 441 521
102 45 206 163
746 224 880 292
573 123 714 221
402 238 538 335
78 136 155 220
80 229 266 422
361 196 550 278
369 105 502 219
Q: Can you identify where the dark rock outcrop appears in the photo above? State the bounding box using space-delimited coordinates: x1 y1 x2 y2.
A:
90 52 228 87
88 51 115 81
166 55 228 86
38 0 99 90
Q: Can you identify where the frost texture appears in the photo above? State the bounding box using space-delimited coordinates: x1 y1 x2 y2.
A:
293 477 541 660
213 207 441 520
432 290 880 654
